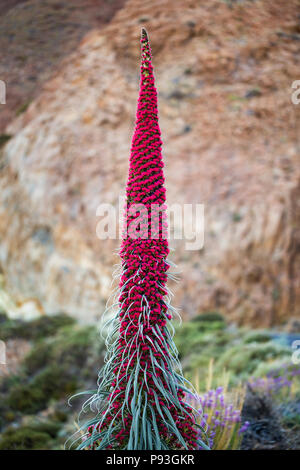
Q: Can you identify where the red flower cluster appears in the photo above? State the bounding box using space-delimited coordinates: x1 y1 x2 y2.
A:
83 29 201 450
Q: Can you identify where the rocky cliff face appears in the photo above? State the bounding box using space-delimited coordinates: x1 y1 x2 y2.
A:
0 0 299 325
0 0 126 132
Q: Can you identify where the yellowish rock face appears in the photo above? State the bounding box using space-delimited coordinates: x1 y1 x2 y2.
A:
0 0 299 326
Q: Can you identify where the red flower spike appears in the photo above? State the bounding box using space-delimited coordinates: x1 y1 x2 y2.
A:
70 28 208 451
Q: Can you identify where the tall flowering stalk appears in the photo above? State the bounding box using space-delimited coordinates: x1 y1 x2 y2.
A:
71 29 208 450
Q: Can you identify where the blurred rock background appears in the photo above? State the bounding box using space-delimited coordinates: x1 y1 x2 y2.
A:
0 0 299 327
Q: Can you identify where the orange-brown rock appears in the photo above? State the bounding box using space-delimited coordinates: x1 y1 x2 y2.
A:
0 0 299 325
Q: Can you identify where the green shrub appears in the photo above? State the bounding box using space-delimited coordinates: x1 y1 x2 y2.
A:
175 322 229 359
2 323 103 418
279 401 300 429
243 331 272 344
23 324 100 373
0 420 61 450
216 342 291 378
0 313 75 341
26 420 61 438
192 312 226 324
7 365 77 413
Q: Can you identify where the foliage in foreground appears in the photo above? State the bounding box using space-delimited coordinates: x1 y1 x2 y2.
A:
0 310 299 450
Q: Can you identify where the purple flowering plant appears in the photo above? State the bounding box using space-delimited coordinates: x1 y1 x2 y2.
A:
187 384 249 450
248 363 300 402
189 362 300 450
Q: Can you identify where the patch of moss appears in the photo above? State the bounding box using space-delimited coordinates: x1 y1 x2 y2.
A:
16 101 31 116
227 93 246 102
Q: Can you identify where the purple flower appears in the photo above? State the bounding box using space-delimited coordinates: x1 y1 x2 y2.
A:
239 421 250 435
